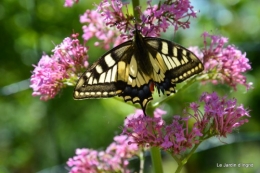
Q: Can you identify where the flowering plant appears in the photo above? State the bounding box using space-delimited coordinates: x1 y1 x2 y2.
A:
30 0 252 172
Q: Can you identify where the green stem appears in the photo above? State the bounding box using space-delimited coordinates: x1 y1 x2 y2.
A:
150 146 163 173
174 142 202 173
175 164 184 173
139 150 145 173
132 0 140 21
184 143 200 163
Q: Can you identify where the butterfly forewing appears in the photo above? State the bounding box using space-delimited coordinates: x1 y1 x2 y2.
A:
145 37 203 83
74 41 133 99
74 30 204 114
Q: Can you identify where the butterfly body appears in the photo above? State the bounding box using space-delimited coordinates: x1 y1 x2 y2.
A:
74 29 204 115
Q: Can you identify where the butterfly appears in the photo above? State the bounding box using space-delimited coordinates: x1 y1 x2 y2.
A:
74 27 204 115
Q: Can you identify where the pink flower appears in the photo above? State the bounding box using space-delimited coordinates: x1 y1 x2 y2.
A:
30 54 67 100
67 135 139 173
30 34 88 100
190 92 250 137
123 109 165 147
140 0 197 36
161 116 202 155
190 32 252 90
80 9 125 50
97 0 128 30
122 108 202 155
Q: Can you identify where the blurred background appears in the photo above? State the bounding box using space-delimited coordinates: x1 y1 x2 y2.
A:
0 0 259 173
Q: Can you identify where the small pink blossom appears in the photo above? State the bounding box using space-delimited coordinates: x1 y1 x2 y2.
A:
64 0 79 7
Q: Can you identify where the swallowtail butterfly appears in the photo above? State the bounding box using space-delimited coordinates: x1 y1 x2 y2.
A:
74 28 204 115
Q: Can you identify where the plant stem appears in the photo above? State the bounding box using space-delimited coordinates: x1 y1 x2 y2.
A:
139 150 144 173
150 146 163 173
174 142 201 173
132 0 140 20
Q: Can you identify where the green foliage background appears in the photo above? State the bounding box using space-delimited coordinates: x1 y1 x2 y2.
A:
0 0 259 172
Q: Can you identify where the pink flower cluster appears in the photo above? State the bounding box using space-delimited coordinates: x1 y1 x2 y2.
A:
140 0 197 36
67 135 139 173
30 34 88 100
191 92 250 137
80 9 124 50
123 92 249 155
190 32 252 90
123 108 202 155
80 0 197 50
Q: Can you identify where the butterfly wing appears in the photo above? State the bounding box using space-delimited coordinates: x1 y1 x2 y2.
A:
144 37 204 96
74 41 154 112
74 41 134 99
